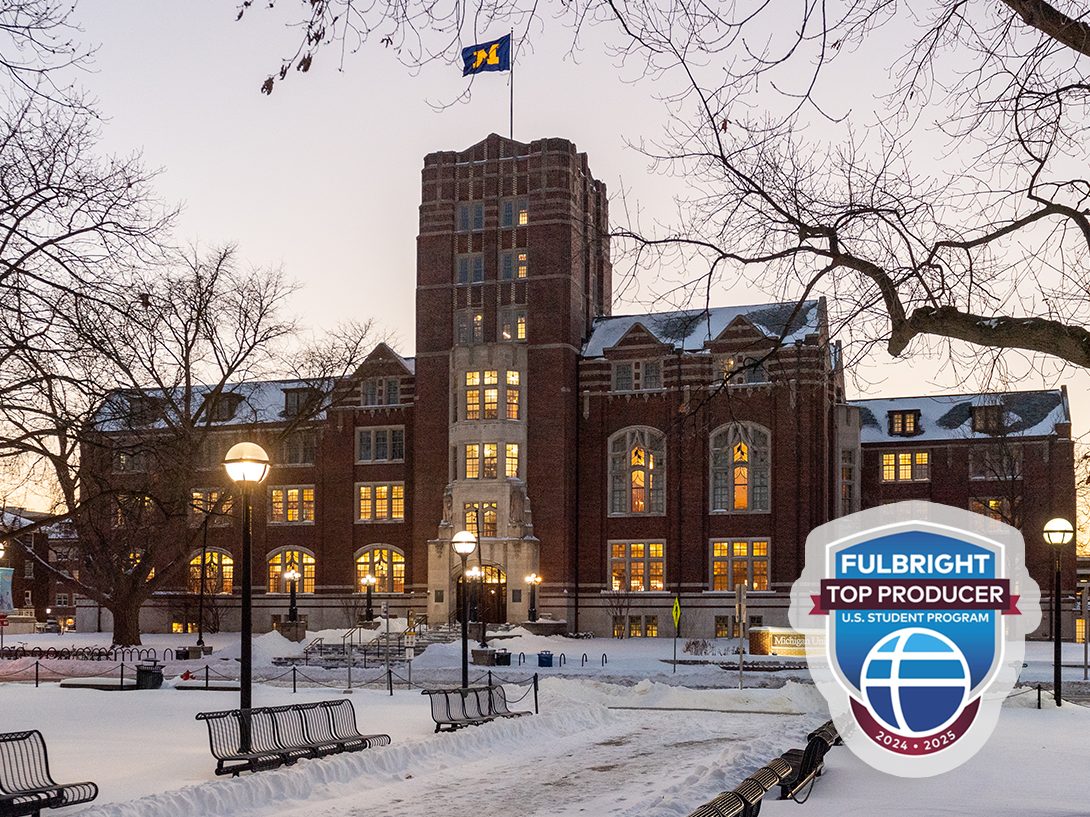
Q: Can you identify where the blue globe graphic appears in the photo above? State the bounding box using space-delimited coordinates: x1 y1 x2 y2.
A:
860 627 971 737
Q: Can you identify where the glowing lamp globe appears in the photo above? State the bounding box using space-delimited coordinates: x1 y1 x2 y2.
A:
223 442 270 484
451 530 477 557
1043 517 1074 547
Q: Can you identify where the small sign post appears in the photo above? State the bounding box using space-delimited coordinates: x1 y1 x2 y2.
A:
672 596 681 673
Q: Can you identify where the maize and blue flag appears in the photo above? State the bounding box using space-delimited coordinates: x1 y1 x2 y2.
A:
462 34 511 76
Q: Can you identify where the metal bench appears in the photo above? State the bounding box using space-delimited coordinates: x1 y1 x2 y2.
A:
422 686 532 732
733 776 767 817
196 700 390 776
706 791 746 816
487 686 531 719
0 730 98 817
778 734 831 801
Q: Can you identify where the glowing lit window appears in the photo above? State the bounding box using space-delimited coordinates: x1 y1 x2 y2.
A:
188 550 234 594
711 539 769 591
355 546 405 593
357 483 405 522
506 371 521 419
465 444 481 479
505 443 519 478
880 450 929 482
710 424 770 512
464 502 498 537
609 428 665 515
268 550 315 593
610 541 665 592
483 443 498 478
269 486 315 524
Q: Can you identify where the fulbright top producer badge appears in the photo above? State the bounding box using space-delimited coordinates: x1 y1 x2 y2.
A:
790 501 1041 777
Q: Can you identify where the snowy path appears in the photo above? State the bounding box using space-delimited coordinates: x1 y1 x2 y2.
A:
272 707 812 817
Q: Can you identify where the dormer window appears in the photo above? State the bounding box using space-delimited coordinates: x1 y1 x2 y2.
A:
888 410 921 436
361 377 400 407
283 387 321 418
205 393 243 423
971 405 1003 434
126 394 164 426
612 360 662 392
720 356 768 385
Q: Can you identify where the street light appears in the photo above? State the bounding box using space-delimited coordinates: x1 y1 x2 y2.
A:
451 530 478 688
361 573 377 622
525 573 542 622
284 560 301 623
223 441 270 738
1044 517 1074 708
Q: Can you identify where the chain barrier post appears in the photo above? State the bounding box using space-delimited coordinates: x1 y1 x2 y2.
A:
119 662 124 690
387 667 393 696
533 673 539 714
293 666 297 694
34 660 39 688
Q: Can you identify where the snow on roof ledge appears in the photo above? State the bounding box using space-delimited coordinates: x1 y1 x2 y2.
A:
850 389 1068 443
582 300 821 358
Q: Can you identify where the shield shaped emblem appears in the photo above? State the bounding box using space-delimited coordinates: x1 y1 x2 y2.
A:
791 502 1040 777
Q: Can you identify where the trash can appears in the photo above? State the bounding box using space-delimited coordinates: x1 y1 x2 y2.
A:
135 661 164 690
538 650 553 668
495 649 511 666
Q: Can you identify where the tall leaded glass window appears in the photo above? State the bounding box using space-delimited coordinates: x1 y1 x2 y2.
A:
710 423 770 512
609 428 665 515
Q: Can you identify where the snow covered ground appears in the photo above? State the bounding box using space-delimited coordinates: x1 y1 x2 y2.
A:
1 631 1088 816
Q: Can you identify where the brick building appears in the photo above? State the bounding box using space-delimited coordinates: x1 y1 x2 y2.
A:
76 134 1078 638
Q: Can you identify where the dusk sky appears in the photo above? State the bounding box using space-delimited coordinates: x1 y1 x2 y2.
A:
11 1 1075 506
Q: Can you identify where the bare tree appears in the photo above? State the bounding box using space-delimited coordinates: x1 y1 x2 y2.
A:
0 248 372 644
603 568 633 638
242 1 1090 376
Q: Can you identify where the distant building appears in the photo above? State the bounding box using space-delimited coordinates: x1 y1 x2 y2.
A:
1 508 78 629
78 135 1078 638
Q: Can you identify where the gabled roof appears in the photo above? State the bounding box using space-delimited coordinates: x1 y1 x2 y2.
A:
356 342 415 375
95 378 332 432
850 389 1069 443
581 300 821 358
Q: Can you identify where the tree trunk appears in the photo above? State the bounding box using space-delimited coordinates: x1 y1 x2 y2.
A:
110 600 144 646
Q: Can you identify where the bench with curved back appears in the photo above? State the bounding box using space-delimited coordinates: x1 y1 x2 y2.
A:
0 730 98 817
421 685 532 733
683 720 843 817
195 699 390 776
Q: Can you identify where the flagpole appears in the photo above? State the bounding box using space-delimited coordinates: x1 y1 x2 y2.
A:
509 29 514 140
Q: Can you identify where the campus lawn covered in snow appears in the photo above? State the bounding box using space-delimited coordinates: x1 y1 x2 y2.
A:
1 632 1089 816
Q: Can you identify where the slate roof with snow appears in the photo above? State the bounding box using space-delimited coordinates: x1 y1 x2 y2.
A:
581 300 822 358
95 378 332 432
850 389 1069 444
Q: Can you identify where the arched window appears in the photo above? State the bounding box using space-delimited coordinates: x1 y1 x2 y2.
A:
609 428 665 515
355 546 405 593
711 423 771 512
188 549 234 594
267 548 315 593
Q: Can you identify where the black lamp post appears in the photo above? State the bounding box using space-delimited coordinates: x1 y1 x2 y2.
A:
284 560 301 623
196 512 210 649
525 572 542 622
223 441 270 748
1044 517 1074 708
362 573 377 621
451 530 478 688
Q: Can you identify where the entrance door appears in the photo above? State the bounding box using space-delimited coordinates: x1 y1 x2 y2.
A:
455 565 508 624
